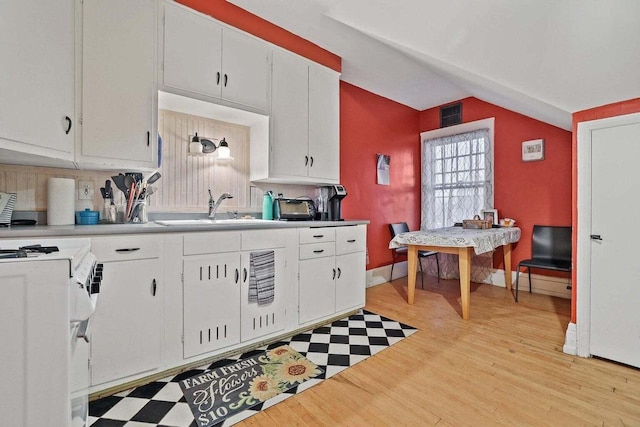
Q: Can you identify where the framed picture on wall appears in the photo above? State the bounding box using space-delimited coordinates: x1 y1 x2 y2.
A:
522 139 545 162
481 209 498 225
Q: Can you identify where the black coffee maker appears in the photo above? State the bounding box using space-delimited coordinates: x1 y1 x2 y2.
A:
327 185 347 221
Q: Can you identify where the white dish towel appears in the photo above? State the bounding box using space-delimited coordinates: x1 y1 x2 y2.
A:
249 251 275 305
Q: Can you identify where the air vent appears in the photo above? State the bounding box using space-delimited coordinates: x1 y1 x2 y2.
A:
440 102 462 128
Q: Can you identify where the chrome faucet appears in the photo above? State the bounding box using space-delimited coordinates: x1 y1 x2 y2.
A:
208 190 234 218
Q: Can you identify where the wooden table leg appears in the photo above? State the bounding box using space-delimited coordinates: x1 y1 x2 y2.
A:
458 247 472 320
503 243 512 290
407 245 418 304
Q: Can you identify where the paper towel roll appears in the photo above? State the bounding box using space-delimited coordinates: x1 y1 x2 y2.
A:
47 178 75 225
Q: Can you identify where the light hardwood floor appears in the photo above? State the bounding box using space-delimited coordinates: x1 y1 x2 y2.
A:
238 275 640 426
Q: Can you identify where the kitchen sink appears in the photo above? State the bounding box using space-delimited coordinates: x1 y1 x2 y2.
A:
155 219 271 226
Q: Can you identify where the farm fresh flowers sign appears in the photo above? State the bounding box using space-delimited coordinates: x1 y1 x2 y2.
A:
180 345 323 426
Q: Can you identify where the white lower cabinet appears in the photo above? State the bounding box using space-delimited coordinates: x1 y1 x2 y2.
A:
299 255 337 324
299 225 366 324
182 229 288 358
183 252 241 358
240 248 285 341
90 235 162 386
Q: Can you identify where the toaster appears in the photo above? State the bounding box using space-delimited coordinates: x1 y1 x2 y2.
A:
273 198 315 221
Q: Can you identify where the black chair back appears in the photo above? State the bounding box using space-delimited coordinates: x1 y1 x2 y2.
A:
531 225 572 262
389 222 410 237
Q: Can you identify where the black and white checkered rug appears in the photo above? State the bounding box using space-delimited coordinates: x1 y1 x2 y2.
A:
88 310 417 427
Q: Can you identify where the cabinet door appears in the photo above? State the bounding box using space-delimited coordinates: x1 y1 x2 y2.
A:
336 252 366 312
183 253 240 358
299 256 336 324
308 64 340 182
163 3 222 98
0 0 74 160
91 258 162 386
240 249 285 341
80 0 156 167
221 29 270 111
271 49 309 178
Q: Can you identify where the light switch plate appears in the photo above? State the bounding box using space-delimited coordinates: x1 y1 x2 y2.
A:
79 180 94 200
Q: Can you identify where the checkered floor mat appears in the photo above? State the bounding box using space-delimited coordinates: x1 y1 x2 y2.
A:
88 310 417 427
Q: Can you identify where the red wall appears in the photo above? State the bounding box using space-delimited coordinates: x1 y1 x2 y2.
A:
340 82 421 268
176 0 341 72
570 97 640 322
420 98 573 270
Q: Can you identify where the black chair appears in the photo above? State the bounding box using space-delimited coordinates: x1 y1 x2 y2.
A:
389 222 440 288
515 225 571 302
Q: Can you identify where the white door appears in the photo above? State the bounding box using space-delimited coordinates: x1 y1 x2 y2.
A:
590 121 640 367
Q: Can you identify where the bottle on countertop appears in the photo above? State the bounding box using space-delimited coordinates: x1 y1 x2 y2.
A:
262 191 275 220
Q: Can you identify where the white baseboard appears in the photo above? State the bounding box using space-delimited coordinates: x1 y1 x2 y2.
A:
563 322 577 355
367 262 571 299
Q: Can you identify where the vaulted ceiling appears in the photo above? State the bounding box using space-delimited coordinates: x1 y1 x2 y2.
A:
228 0 640 130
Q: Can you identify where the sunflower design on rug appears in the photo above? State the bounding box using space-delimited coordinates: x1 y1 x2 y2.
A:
181 344 325 426
249 345 323 401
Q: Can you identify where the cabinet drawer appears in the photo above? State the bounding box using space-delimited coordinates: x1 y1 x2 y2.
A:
242 229 287 250
299 227 335 244
184 231 241 255
92 235 161 262
299 242 335 260
336 225 366 255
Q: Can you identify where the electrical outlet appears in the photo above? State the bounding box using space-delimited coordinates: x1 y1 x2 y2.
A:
79 180 94 200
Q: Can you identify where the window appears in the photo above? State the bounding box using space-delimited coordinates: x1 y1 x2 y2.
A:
422 128 493 230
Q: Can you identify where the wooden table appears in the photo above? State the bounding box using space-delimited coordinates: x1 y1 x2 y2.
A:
390 226 521 320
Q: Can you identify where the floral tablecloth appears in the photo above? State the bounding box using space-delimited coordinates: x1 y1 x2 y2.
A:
389 226 521 255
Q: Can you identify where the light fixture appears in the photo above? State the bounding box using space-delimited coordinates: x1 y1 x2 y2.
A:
189 133 233 160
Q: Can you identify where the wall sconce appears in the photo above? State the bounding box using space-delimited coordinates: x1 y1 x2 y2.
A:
189 133 234 160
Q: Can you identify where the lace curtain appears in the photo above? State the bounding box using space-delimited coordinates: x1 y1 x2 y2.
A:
420 128 494 280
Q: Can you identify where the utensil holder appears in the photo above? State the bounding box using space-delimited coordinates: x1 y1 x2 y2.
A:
128 200 148 224
100 199 117 224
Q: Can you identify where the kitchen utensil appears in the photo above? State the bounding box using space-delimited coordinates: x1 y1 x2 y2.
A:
145 171 161 185
111 175 128 194
105 180 113 199
123 174 135 190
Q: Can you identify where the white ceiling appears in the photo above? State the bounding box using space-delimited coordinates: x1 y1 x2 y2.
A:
227 0 640 130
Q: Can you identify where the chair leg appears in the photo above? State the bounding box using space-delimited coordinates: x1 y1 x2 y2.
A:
434 254 440 282
390 254 396 282
528 267 532 293
418 258 424 289
515 266 520 302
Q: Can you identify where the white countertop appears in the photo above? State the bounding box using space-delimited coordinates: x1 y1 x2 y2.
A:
0 219 370 239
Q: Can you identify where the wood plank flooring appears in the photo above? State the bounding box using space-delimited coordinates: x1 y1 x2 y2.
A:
237 275 640 426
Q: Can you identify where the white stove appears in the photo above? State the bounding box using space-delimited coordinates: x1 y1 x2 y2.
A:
0 237 102 427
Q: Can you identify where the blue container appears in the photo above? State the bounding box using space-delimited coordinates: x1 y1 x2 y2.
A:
75 209 99 225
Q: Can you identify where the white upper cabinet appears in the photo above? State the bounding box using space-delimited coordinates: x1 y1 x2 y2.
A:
270 49 310 179
252 48 340 184
162 2 270 112
0 0 75 163
78 0 157 170
309 64 340 181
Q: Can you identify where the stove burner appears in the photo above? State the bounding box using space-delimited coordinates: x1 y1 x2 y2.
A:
0 244 60 259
